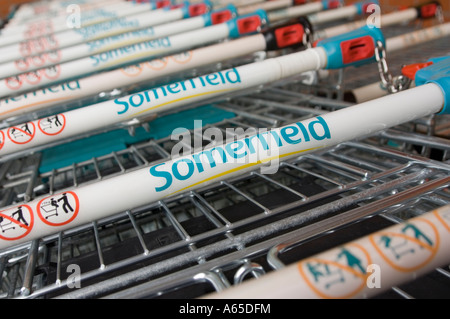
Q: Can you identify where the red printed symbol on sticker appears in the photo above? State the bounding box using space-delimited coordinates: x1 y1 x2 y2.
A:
0 205 34 241
37 191 79 226
7 122 35 144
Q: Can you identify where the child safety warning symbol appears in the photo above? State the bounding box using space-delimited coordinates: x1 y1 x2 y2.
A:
37 191 79 226
369 218 439 272
297 243 372 299
0 205 34 241
38 114 66 135
7 122 35 144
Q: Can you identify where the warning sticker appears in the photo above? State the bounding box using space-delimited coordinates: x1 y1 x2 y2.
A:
38 114 66 135
7 122 36 144
434 208 450 232
15 58 30 71
5 76 22 90
146 58 168 71
0 205 34 241
171 51 193 64
121 64 143 77
42 64 61 80
297 243 372 299
37 191 79 226
369 218 439 272
0 131 4 151
23 71 41 85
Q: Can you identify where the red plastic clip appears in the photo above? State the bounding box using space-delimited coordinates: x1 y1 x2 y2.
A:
275 24 304 49
155 0 171 8
189 3 209 17
211 10 233 25
327 0 341 9
420 2 439 19
340 35 375 65
401 61 434 80
237 16 262 35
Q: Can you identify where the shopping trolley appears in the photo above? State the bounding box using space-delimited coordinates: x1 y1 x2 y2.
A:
0 1 448 300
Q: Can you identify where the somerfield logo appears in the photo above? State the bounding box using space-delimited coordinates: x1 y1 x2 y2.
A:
149 117 331 193
114 68 242 115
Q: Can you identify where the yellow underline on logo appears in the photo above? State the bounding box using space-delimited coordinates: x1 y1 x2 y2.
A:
126 88 236 119
168 146 323 196
93 37 157 54
89 28 137 41
98 49 167 70
0 96 74 117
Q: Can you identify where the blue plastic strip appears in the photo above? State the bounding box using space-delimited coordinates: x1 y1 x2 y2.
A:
415 55 450 115
316 25 385 69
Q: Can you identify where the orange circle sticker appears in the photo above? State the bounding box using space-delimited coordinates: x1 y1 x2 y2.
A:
434 208 450 232
7 122 36 144
38 114 66 135
37 191 79 226
0 205 34 241
369 218 439 272
297 243 372 299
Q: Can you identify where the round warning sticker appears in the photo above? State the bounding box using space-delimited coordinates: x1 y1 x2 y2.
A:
7 122 36 144
15 58 30 71
38 114 66 135
121 64 144 77
37 191 79 226
23 71 41 85
146 58 168 71
171 51 193 64
297 243 372 299
369 218 439 272
5 76 23 90
0 131 4 151
0 205 34 241
42 64 61 80
434 208 450 232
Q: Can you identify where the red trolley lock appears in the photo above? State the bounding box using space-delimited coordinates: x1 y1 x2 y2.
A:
237 15 262 35
340 35 375 65
275 24 305 49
